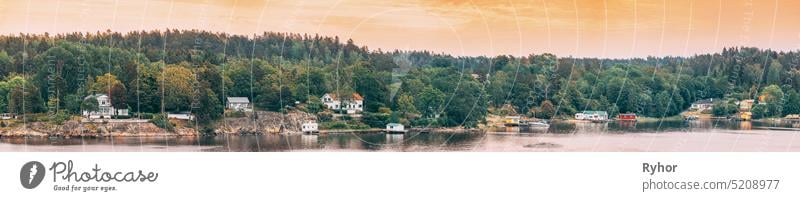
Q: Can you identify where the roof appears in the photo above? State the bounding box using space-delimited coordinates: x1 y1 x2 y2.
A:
693 98 714 104
324 93 364 101
580 111 608 115
387 123 403 126
352 93 364 101
227 97 250 103
84 93 108 100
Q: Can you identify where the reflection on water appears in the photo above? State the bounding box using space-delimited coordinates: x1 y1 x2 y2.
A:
2 119 799 152
494 119 798 134
301 135 319 148
739 121 752 130
385 134 404 144
0 132 483 152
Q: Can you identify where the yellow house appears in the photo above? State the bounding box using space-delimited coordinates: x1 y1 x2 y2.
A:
737 99 755 111
504 116 521 126
739 112 752 121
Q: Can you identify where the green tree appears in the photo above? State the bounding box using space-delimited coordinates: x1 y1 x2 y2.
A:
306 95 324 114
109 82 127 115
7 82 45 114
0 50 12 78
81 96 99 116
654 91 671 117
7 86 23 114
416 86 445 118
160 65 195 112
535 100 556 119
397 94 417 116
751 104 767 119
133 62 162 114
760 85 784 117
195 86 222 124
783 89 800 115
92 73 123 94
352 63 389 112
0 75 27 113
766 59 783 85
712 100 737 117
63 94 82 114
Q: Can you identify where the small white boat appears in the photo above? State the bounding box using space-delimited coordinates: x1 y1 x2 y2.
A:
527 121 550 128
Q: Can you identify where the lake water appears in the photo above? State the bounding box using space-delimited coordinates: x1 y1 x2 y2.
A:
2 120 800 152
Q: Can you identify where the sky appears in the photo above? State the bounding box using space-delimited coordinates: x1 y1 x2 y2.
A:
1 0 799 58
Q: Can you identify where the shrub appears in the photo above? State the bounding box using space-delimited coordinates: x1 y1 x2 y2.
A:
224 110 246 118
138 113 155 119
712 101 737 117
361 112 389 128
317 112 332 122
320 121 370 129
49 111 71 125
751 104 767 119
411 118 441 127
322 121 348 129
150 114 174 131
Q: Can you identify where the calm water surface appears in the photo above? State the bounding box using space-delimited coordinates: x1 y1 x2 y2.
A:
2 120 800 152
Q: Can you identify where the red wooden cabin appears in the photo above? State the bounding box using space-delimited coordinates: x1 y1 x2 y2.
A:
617 113 637 121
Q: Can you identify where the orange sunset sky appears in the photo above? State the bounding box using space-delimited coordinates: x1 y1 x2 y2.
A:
1 0 799 58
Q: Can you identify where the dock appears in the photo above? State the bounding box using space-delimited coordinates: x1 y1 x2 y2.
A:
754 126 800 131
319 128 383 134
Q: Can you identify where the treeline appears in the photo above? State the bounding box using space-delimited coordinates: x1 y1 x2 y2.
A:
0 30 799 128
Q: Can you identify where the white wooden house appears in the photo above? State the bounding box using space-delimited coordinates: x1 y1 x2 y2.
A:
690 98 715 111
226 97 252 112
322 93 364 114
82 94 128 119
575 111 608 121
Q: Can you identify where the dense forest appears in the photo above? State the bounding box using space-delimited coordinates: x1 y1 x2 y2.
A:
1 30 799 129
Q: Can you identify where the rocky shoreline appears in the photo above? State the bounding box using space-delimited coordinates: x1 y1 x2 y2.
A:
0 111 484 138
0 121 198 138
0 123 484 138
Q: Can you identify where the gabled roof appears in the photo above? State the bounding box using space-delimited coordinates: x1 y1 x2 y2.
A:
324 93 363 101
352 93 363 101
692 98 714 104
227 97 250 103
580 111 608 115
84 93 108 100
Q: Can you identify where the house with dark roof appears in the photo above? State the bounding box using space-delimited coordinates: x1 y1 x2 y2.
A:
690 98 715 111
